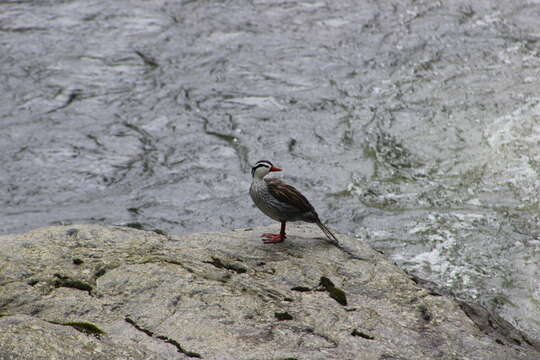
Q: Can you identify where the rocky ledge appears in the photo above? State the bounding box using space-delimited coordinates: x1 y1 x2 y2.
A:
0 224 538 360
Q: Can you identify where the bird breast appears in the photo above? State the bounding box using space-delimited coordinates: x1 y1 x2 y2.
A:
250 179 309 222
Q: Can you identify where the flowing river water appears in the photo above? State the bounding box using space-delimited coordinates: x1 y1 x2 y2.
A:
1 0 539 341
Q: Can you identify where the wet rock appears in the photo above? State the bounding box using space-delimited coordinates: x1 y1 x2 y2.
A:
0 224 538 360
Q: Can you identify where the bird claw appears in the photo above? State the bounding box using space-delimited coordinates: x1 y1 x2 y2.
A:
261 233 286 244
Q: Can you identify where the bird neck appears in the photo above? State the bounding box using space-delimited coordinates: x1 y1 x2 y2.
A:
252 172 270 187
252 174 265 183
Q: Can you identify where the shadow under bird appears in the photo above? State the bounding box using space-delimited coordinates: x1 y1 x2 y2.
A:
249 160 339 244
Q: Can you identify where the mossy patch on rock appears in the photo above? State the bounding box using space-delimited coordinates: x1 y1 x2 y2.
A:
319 276 347 306
291 286 311 292
27 278 39 286
51 321 106 337
125 222 144 230
53 273 93 293
206 256 247 274
351 328 375 340
275 312 294 321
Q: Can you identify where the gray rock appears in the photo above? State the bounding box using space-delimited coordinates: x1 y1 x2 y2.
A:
0 224 538 359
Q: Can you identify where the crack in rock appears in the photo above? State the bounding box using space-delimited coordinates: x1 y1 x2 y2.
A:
125 316 202 358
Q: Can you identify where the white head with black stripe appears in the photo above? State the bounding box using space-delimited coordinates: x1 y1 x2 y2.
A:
251 160 282 179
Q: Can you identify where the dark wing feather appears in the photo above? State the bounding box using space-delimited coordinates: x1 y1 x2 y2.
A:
265 178 315 214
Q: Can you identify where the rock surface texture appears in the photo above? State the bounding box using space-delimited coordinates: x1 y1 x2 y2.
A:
0 225 538 360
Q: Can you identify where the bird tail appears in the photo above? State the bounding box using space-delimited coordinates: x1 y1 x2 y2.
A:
316 221 339 244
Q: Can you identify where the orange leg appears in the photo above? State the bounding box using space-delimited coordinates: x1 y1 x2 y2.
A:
261 221 286 243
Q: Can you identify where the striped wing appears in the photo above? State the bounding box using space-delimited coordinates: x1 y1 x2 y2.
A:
265 178 315 214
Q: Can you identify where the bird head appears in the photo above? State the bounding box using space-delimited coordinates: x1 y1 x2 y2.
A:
251 160 282 179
